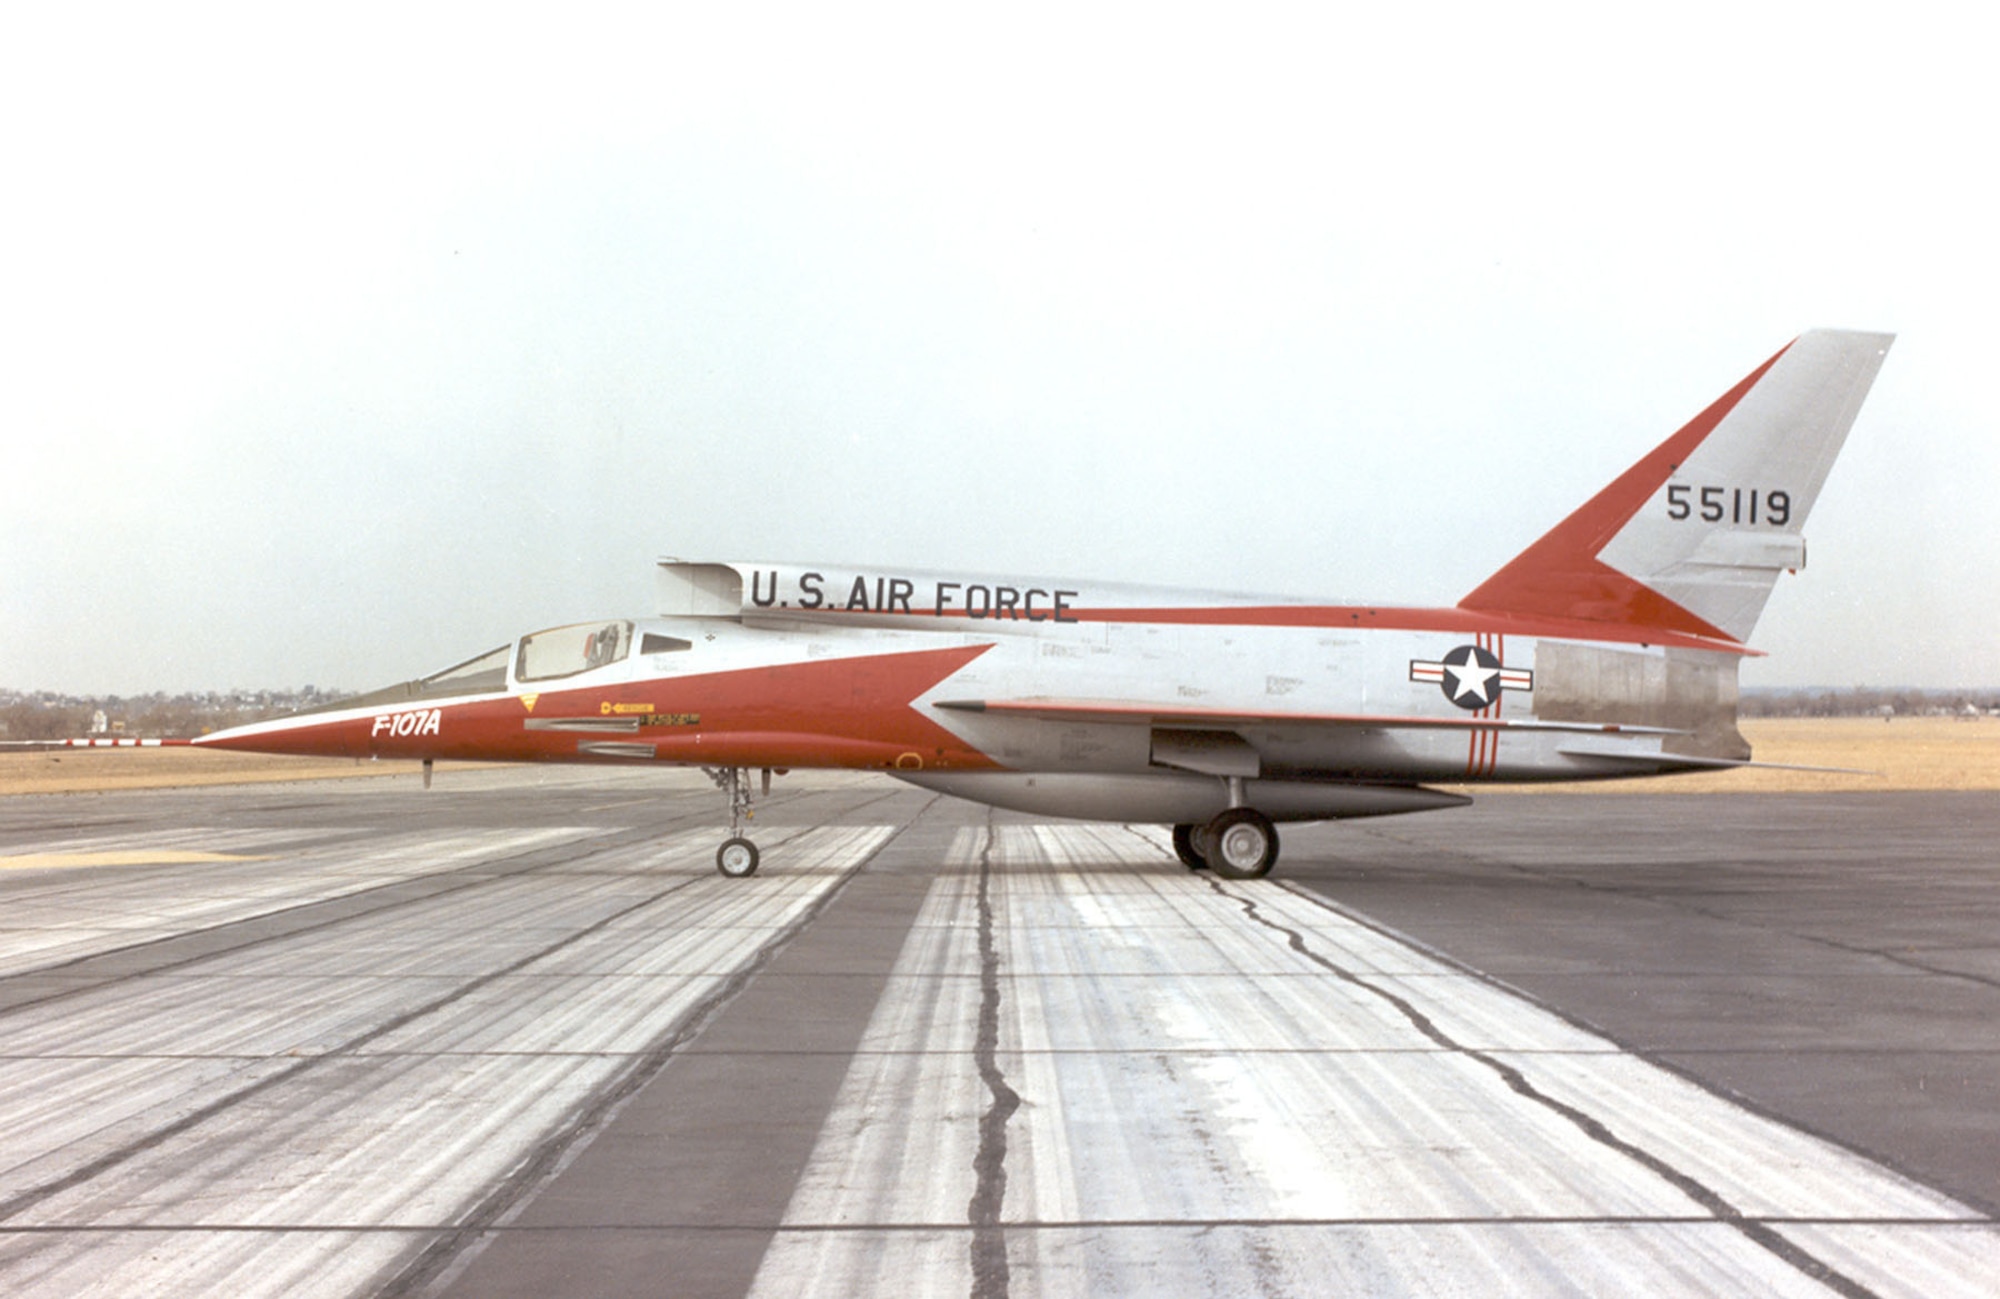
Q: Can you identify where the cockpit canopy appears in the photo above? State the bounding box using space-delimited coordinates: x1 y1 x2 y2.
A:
515 621 633 682
417 645 511 694
285 620 666 720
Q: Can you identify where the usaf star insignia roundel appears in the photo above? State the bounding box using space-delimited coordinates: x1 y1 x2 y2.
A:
1409 645 1533 711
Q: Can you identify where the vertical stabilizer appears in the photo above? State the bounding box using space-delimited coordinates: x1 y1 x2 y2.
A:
1459 329 1893 642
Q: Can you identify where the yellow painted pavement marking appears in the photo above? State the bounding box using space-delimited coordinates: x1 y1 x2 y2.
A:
0 850 273 871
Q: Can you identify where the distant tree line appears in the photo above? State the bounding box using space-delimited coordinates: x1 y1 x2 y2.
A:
1740 687 2000 718
0 687 349 741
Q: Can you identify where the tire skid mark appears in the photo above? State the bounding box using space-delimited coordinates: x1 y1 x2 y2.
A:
0 784 917 1016
0 822 684 1013
0 795 914 1234
390 793 933 1297
0 868 717 1228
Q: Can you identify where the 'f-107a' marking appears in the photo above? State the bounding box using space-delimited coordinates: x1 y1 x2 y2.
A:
371 710 442 738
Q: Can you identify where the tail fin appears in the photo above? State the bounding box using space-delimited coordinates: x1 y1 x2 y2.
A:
1459 329 1893 643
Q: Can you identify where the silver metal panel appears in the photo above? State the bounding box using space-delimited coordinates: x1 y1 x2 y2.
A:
894 770 1470 823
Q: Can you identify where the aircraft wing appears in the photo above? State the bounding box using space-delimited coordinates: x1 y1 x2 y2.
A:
933 698 1679 736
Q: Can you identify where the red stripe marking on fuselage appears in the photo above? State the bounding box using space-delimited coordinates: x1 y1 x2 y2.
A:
1464 631 1499 778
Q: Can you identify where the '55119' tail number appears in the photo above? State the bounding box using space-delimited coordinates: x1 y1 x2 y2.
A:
1666 485 1790 526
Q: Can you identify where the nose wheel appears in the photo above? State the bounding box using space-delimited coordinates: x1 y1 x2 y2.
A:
716 836 760 878
705 766 769 878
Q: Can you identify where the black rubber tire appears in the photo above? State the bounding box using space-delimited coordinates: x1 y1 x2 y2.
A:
716 836 760 878
1172 823 1209 870
1204 808 1278 880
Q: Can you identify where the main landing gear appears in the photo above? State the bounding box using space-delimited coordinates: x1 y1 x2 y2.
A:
1173 807 1280 881
706 766 766 878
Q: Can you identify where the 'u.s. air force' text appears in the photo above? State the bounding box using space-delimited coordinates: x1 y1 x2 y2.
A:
750 571 1080 623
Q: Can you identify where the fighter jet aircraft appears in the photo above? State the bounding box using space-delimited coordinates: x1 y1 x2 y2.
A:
190 330 1892 878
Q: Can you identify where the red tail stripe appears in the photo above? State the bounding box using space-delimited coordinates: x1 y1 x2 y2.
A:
1455 340 1793 641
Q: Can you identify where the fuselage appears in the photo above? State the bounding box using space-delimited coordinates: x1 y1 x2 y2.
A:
197 562 1750 821
180 330 1894 877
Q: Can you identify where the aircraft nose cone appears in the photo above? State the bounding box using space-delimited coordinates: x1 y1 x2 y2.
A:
192 707 371 760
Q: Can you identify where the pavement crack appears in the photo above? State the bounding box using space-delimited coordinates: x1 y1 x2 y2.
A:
1204 875 1883 1299
968 812 1019 1299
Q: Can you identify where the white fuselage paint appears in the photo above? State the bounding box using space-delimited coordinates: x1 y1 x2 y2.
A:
637 594 1716 788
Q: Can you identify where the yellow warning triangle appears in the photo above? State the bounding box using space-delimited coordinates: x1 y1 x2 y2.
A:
520 693 539 713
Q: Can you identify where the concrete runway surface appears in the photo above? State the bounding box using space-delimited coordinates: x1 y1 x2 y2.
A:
0 768 1994 1297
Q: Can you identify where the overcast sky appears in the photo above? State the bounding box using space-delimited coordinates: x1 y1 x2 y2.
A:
4 4 1994 694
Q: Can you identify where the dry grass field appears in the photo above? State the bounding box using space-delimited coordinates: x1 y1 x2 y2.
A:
0 749 441 796
1465 716 2000 794
3 717 1996 797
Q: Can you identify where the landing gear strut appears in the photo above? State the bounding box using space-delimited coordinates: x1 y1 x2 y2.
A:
706 766 763 877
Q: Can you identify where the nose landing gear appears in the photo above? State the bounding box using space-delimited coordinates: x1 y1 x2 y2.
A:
706 766 767 877
716 834 759 878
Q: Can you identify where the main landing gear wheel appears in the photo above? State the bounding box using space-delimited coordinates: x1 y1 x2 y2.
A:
1205 808 1278 880
716 836 760 878
1172 823 1210 871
